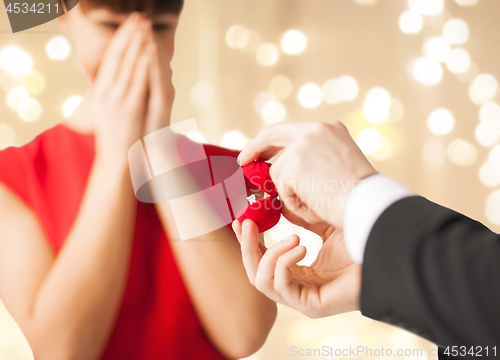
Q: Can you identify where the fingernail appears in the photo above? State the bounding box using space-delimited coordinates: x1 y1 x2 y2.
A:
236 158 241 166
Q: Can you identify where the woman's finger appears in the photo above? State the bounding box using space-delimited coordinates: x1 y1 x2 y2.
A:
144 38 169 135
238 220 264 285
115 20 149 97
94 12 142 89
232 220 242 243
254 234 300 294
126 42 154 115
148 37 163 96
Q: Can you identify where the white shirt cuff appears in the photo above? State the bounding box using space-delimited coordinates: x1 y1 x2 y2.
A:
343 173 410 264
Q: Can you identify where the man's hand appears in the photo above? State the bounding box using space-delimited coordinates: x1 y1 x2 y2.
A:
232 211 361 318
238 121 377 229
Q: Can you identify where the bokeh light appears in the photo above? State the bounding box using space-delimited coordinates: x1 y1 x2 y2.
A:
445 48 471 74
190 81 215 107
220 130 247 150
269 75 293 100
447 139 477 166
413 57 443 85
61 95 83 118
335 75 359 102
489 144 500 163
470 73 498 103
0 45 33 77
479 161 500 187
17 97 41 123
486 190 500 225
256 43 279 67
21 71 45 95
322 75 359 104
443 19 469 45
424 37 451 63
45 36 71 61
261 100 287 125
298 83 323 108
427 108 454 135
475 120 499 147
488 145 500 165
281 30 307 55
356 128 382 155
254 91 275 114
322 79 341 104
186 131 207 144
399 10 423 34
480 102 500 124
6 86 29 110
408 0 444 16
225 25 250 49
363 87 391 123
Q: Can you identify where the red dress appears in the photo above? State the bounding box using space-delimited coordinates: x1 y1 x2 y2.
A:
0 124 239 360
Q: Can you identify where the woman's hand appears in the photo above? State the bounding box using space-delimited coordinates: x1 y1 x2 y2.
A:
232 210 361 318
143 30 175 136
71 12 154 165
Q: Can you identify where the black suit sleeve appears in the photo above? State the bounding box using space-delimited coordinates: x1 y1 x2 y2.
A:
360 196 500 359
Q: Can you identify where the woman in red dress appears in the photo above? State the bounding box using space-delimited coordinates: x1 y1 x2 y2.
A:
0 1 277 359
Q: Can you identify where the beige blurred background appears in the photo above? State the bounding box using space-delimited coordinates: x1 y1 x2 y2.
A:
1 0 499 358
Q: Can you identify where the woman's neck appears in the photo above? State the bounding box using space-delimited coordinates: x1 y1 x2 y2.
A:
61 117 95 135
60 91 96 135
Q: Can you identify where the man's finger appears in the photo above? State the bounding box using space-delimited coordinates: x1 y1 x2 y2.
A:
237 122 309 166
274 245 306 304
254 234 300 293
281 205 331 237
276 184 321 225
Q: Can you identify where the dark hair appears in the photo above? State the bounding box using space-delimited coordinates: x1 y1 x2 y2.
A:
64 0 183 14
